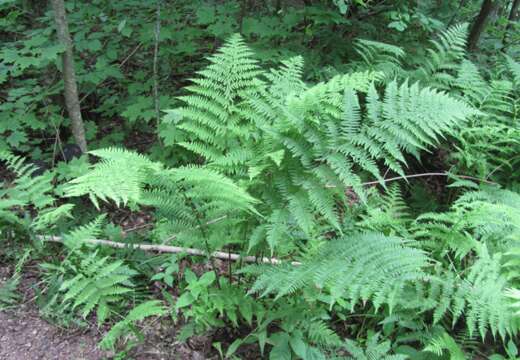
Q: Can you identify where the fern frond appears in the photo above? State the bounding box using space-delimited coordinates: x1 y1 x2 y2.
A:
355 39 405 79
424 332 466 360
0 151 55 214
414 23 468 88
245 233 429 313
99 300 165 350
65 148 161 207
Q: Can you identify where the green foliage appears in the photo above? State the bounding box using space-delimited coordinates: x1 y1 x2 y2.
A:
412 23 468 88
0 152 55 220
0 249 30 309
411 188 520 340
245 233 429 311
359 184 411 235
2 2 520 358
40 217 138 328
0 152 64 234
0 276 20 310
65 147 258 251
176 270 260 334
58 252 136 324
170 34 476 257
99 300 165 350
423 332 466 360
344 332 407 360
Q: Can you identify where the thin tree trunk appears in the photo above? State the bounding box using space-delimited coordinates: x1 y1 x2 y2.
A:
51 0 87 152
467 0 497 51
503 0 520 47
153 0 161 131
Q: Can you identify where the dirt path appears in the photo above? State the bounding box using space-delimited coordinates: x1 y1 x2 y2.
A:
0 307 109 360
0 265 251 360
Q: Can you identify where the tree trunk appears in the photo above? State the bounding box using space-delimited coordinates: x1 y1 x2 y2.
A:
467 0 497 51
153 0 161 130
503 0 520 47
51 0 87 152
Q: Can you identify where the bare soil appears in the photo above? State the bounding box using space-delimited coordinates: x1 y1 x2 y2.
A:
0 264 235 360
0 308 109 360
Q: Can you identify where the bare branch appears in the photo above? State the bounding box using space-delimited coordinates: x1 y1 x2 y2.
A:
39 235 302 266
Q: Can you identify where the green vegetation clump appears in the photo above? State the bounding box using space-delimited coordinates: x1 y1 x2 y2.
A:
1 1 519 358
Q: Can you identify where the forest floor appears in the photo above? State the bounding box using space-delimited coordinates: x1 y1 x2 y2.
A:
0 264 211 360
0 308 108 360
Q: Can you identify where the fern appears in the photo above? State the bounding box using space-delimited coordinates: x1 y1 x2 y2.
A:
39 217 137 324
65 147 258 253
59 250 136 324
0 152 55 225
414 188 520 339
344 332 407 360
506 289 520 317
175 34 263 176
65 148 161 208
162 34 478 256
415 187 520 257
360 183 411 235
423 332 466 360
504 55 520 86
32 204 74 232
354 39 405 79
0 276 20 309
245 76 476 247
99 300 165 350
452 56 519 179
412 23 468 89
244 232 429 313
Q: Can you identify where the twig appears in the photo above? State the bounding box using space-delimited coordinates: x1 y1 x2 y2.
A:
38 235 301 266
360 172 497 186
78 43 142 105
122 223 153 234
325 172 497 188
119 43 142 68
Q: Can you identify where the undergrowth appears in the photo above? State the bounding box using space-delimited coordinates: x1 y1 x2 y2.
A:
1 12 519 360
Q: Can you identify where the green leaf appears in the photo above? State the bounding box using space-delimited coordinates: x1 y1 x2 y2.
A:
7 131 27 147
117 19 127 33
198 271 216 287
175 292 195 309
225 338 243 358
289 334 307 359
269 333 291 360
388 21 407 32
238 301 253 325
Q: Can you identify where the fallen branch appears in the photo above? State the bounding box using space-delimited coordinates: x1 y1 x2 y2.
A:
38 235 301 266
38 172 493 267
